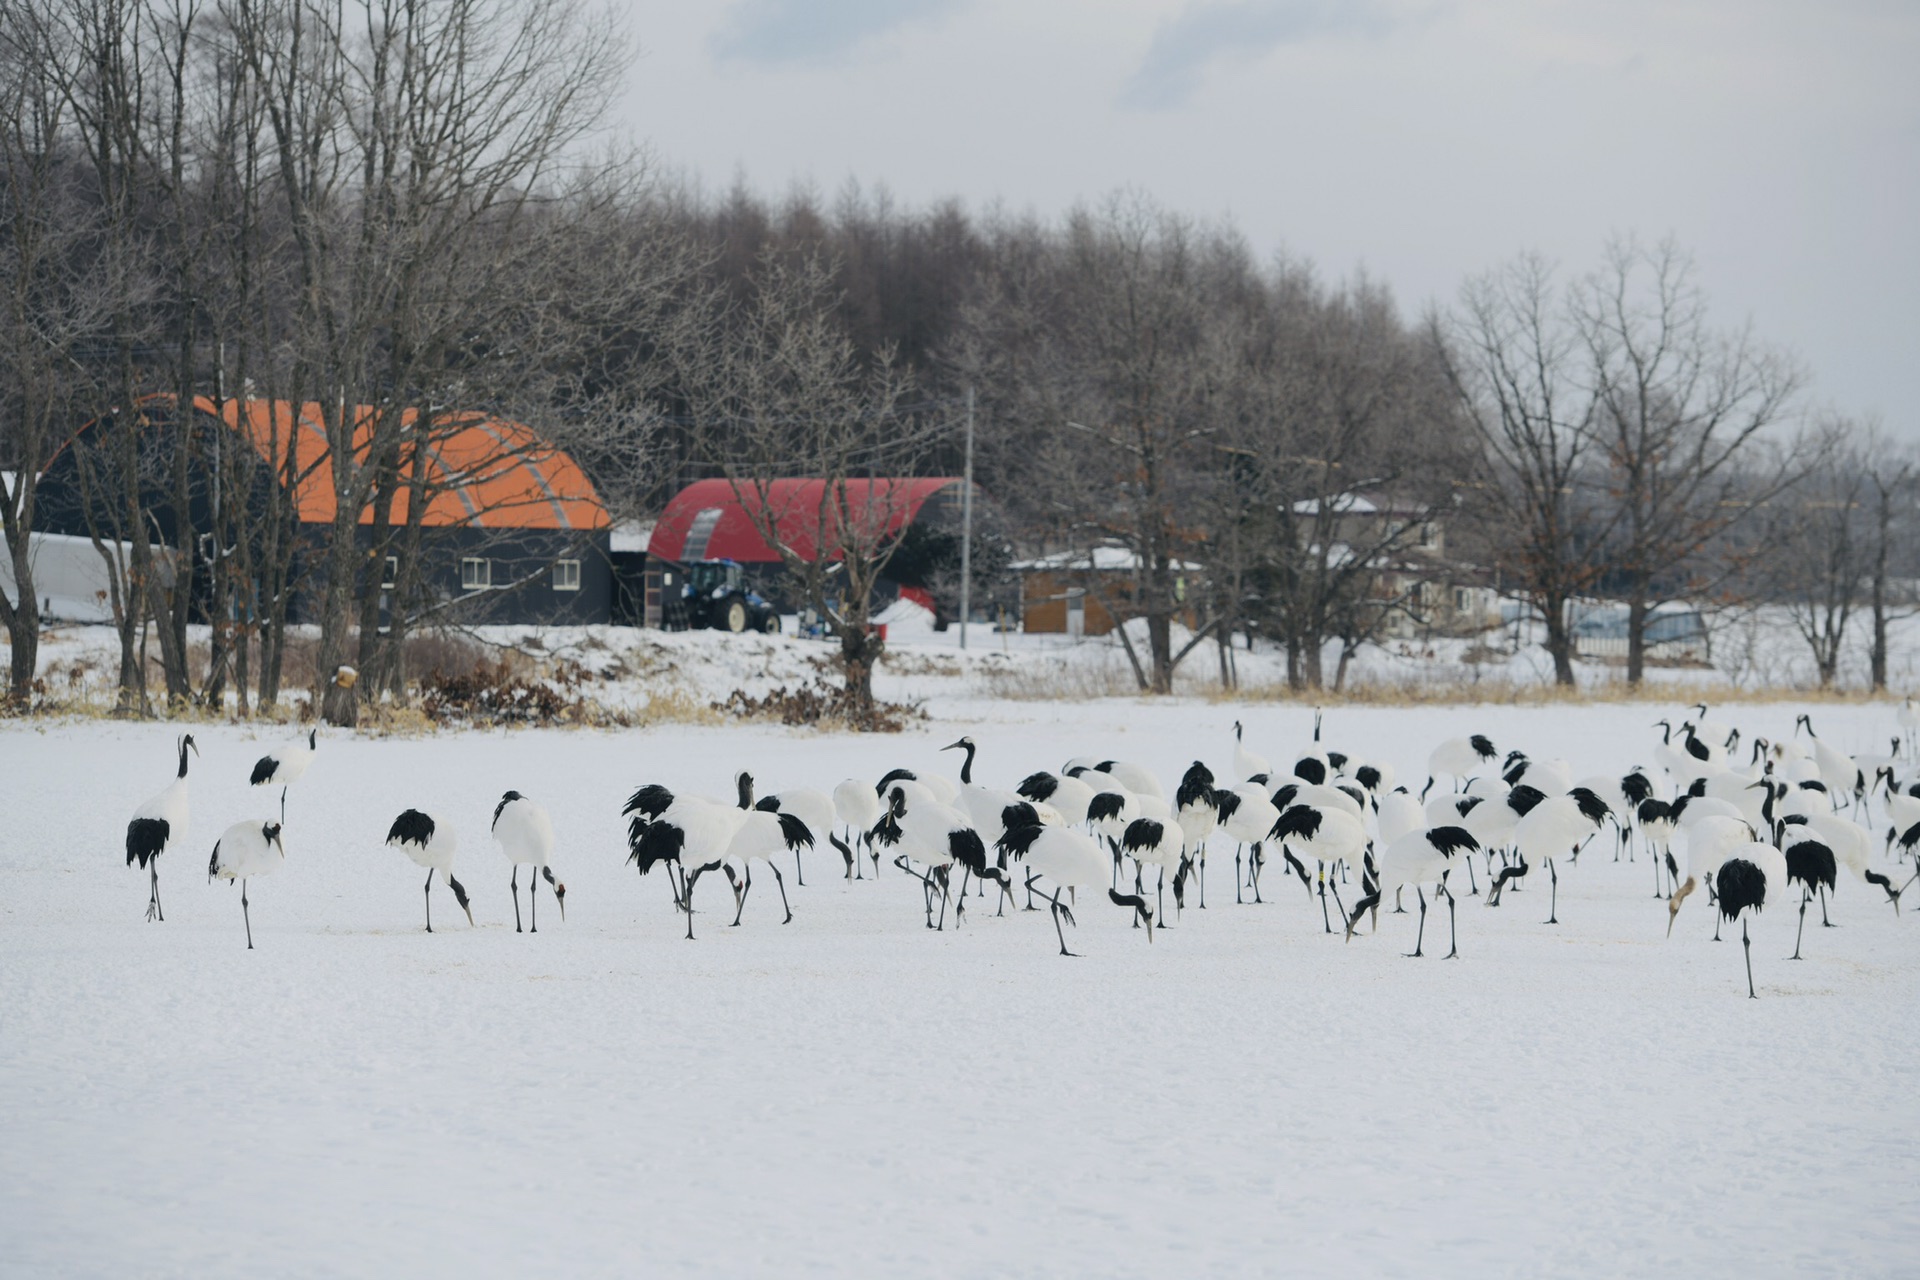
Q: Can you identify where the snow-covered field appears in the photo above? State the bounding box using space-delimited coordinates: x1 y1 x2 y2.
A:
3 698 1916 1277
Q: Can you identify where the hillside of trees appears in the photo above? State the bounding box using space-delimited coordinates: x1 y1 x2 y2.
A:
1 0 1912 723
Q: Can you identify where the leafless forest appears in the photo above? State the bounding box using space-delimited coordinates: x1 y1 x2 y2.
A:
0 0 1912 722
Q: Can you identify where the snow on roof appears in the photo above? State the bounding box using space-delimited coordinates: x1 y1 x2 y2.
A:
609 520 652 554
1290 489 1427 518
1010 546 1201 573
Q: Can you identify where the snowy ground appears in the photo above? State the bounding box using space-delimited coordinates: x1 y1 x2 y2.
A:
3 699 1916 1277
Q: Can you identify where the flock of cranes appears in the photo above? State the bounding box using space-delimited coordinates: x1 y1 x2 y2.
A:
121 703 1919 993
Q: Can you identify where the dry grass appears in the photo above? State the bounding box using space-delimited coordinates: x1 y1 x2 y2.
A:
1215 676 1892 707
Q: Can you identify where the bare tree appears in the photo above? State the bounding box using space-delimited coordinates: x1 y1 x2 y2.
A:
1576 237 1808 684
1764 451 1868 688
1861 434 1918 693
681 249 923 724
0 29 112 704
1431 253 1605 685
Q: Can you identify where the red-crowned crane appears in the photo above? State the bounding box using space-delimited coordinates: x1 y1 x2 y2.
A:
125 734 197 923
869 785 1005 929
1231 721 1270 782
208 819 285 950
1173 761 1218 909
721 807 815 926
1064 756 1165 802
249 728 317 824
832 779 884 879
493 791 564 934
1267 801 1368 932
995 812 1152 955
736 771 834 886
384 809 474 931
1670 839 1787 998
1423 734 1498 798
1345 826 1480 956
1120 815 1185 926
1213 783 1284 904
1016 769 1098 827
629 791 746 940
1488 787 1612 923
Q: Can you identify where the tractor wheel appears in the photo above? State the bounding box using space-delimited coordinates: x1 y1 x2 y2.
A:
723 599 749 633
762 613 781 635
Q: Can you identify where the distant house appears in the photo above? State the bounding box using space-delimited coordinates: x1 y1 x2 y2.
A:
1290 489 1502 639
31 395 613 626
1013 546 1201 636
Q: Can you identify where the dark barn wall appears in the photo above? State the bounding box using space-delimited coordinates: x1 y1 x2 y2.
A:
295 526 613 627
35 404 615 628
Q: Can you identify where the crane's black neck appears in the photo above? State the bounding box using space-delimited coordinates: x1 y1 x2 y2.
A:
176 738 191 778
957 740 975 784
736 773 754 809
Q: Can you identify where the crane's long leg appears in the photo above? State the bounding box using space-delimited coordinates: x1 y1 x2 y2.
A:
529 867 539 933
1326 866 1349 932
1198 849 1207 909
1465 856 1478 896
794 844 805 888
1316 863 1332 933
1235 846 1244 904
511 866 522 933
1792 888 1808 959
1051 889 1077 957
241 881 253 950
769 862 792 924
1819 885 1834 928
1742 916 1756 998
1407 886 1427 958
424 868 434 933
280 787 287 825
1285 849 1310 897
683 865 703 940
1393 885 1406 914
1444 885 1459 959
147 866 163 922
1546 859 1559 925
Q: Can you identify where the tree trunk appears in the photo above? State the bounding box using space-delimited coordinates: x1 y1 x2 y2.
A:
316 513 362 727
1625 586 1648 687
1147 612 1173 694
1541 594 1576 686
3 552 38 705
838 624 880 725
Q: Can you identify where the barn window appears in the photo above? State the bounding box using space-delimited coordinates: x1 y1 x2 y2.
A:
553 559 581 592
381 556 398 589
460 557 492 590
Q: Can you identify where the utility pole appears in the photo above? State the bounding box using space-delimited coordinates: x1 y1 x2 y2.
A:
959 385 975 650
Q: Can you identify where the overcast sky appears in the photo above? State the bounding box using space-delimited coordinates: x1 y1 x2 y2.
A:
618 0 1918 437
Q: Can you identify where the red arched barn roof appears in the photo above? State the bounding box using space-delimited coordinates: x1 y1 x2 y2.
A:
649 478 965 563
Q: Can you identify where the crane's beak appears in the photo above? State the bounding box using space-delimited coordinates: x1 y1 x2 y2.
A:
941 739 965 752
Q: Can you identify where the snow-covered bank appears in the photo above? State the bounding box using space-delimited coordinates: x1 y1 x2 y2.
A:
2 701 1915 1276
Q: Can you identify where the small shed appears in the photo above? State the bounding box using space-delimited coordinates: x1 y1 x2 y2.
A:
1013 547 1200 636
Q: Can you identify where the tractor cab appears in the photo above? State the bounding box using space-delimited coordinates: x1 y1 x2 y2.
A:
678 560 780 634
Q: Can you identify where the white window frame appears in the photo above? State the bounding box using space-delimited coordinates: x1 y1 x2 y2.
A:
553 559 581 592
381 555 399 590
460 557 492 591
